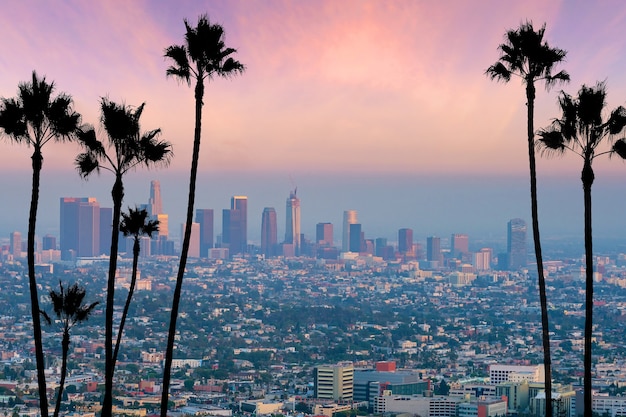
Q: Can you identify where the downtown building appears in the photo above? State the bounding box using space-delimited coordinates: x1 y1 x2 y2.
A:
507 218 527 270
60 197 111 260
222 196 247 256
261 207 277 258
284 189 301 256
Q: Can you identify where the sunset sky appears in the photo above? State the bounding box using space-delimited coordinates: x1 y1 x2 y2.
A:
2 1 626 246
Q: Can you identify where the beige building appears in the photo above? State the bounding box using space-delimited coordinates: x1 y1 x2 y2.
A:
315 362 354 402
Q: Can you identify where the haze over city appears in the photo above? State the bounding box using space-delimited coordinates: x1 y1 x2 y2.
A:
2 1 626 245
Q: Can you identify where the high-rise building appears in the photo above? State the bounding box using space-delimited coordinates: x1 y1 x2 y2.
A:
398 228 414 254
349 223 363 253
181 222 200 258
222 196 248 255
427 236 442 263
451 233 469 257
196 209 214 258
285 189 301 256
9 231 21 259
60 197 101 260
314 362 354 402
149 180 163 216
99 207 112 256
316 222 333 246
261 207 277 258
507 218 527 270
42 234 56 251
342 210 358 252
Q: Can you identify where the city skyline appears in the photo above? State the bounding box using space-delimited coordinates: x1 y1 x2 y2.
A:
2 3 626 248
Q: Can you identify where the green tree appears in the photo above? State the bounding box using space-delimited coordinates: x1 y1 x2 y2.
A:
40 282 98 417
486 22 568 417
75 99 171 417
538 81 626 417
161 14 244 417
0 71 81 417
114 207 159 366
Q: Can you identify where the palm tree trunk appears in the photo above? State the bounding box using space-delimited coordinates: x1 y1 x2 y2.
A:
527 82 553 417
582 160 594 417
29 148 49 417
161 77 205 417
113 238 140 367
54 331 70 417
102 175 124 417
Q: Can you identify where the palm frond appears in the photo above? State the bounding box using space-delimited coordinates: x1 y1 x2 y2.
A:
612 139 626 160
0 98 28 139
537 129 568 156
165 45 191 84
75 152 100 178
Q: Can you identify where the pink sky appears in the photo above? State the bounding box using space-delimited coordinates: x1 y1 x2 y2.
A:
2 0 626 178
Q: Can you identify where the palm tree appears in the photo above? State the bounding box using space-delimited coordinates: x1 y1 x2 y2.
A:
161 14 244 416
538 81 626 417
114 207 159 366
41 282 98 417
0 71 81 417
486 22 568 416
75 98 171 417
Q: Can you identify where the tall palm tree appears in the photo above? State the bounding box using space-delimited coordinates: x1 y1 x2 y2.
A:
538 81 626 417
114 207 159 366
486 22 568 416
161 14 244 416
75 98 171 417
0 71 81 417
41 282 98 417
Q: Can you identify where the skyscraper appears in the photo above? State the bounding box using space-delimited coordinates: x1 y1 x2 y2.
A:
451 233 469 257
9 231 21 259
398 228 414 254
507 218 527 270
316 222 333 246
261 207 277 258
349 223 363 253
99 207 112 256
42 234 56 251
196 209 214 258
149 180 163 216
285 189 301 255
342 210 358 252
223 196 248 255
181 222 200 258
427 236 442 264
60 197 101 260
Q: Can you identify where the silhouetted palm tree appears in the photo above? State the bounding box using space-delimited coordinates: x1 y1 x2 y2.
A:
0 71 81 417
41 282 98 417
538 81 626 417
114 207 159 367
75 99 171 417
486 22 568 416
161 14 244 416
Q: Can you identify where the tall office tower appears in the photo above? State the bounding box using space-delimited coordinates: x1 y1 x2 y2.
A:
473 248 492 271
149 180 163 216
181 222 200 258
285 189 301 255
222 196 248 255
349 223 363 253
507 218 527 270
99 207 112 256
427 236 442 263
316 222 333 246
398 228 414 253
261 207 278 258
342 210 358 252
60 197 101 260
42 234 56 251
157 214 169 238
9 231 21 258
196 209 214 258
451 233 469 257
314 362 354 402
